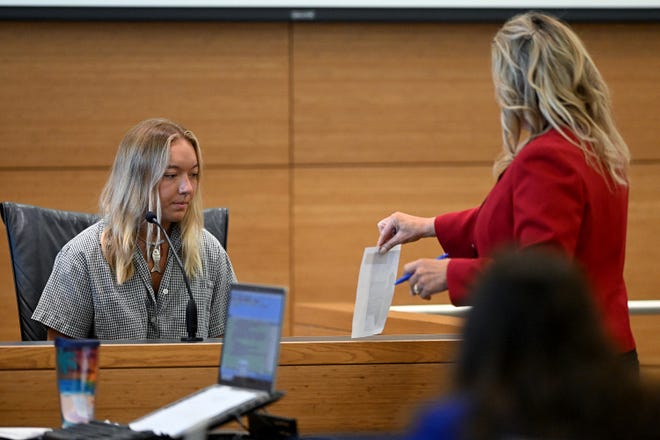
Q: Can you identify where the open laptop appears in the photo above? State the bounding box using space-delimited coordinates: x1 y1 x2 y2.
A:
129 283 287 438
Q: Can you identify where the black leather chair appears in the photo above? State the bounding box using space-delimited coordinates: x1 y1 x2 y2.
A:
0 202 228 341
202 207 229 252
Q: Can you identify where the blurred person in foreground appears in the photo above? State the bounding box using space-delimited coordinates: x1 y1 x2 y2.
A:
402 248 660 440
376 12 637 367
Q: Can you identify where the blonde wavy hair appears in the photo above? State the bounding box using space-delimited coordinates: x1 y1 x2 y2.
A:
99 118 205 284
491 12 630 186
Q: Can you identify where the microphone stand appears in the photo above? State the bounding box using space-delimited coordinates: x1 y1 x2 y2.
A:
146 212 203 342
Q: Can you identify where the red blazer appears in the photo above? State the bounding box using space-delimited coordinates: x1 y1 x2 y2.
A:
435 129 635 352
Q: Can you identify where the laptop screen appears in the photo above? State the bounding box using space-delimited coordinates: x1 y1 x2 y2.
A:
218 283 286 392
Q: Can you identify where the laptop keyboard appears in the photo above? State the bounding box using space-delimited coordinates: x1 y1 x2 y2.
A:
42 420 168 440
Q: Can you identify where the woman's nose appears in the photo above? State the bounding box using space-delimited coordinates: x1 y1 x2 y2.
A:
179 176 192 194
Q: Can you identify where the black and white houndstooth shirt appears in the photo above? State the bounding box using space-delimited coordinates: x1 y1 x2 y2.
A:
32 220 236 340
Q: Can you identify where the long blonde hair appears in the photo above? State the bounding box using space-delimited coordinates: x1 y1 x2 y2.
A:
99 118 205 284
491 12 630 186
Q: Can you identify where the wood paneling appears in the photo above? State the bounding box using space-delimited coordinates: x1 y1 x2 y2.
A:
293 22 660 164
293 165 496 305
0 22 289 168
630 314 660 367
0 337 458 433
0 170 105 212
1 337 657 431
573 23 660 160
203 168 290 288
1 20 659 344
292 163 660 306
203 167 292 335
0 364 452 432
294 302 463 337
626 164 660 300
293 22 502 164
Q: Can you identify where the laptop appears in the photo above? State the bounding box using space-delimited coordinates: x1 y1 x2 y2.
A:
129 283 287 438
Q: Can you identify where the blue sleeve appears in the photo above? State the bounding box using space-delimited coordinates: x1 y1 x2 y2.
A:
402 397 469 440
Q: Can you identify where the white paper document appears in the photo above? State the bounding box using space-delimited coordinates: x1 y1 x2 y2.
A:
351 245 401 338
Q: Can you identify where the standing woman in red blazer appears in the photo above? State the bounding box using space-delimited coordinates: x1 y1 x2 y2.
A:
376 12 637 364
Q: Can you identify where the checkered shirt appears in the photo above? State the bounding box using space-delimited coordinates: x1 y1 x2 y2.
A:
32 220 236 340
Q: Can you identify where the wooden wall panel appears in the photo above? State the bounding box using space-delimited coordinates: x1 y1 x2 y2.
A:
626 164 660 301
293 166 494 305
0 170 105 212
294 302 463 337
293 23 660 164
631 314 660 367
203 167 292 335
293 23 502 164
574 23 660 160
0 22 289 167
293 164 660 306
0 363 451 432
291 21 660 342
1 20 659 343
1 338 656 432
203 167 290 287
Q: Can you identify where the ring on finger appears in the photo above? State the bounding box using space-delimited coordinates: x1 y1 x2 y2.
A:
413 283 421 295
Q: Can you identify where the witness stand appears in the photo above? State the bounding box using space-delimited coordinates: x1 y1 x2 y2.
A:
0 336 460 436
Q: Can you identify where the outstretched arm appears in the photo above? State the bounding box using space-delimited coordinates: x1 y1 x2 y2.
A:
376 211 436 254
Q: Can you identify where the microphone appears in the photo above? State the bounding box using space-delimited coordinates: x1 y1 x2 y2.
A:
145 211 203 342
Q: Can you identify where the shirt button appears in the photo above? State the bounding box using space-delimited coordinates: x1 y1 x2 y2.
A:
162 288 169 295
150 317 157 324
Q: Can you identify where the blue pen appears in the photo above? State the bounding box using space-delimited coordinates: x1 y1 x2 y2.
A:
394 253 449 285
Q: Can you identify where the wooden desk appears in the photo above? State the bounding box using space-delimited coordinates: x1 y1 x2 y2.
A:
0 336 459 434
294 302 464 336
